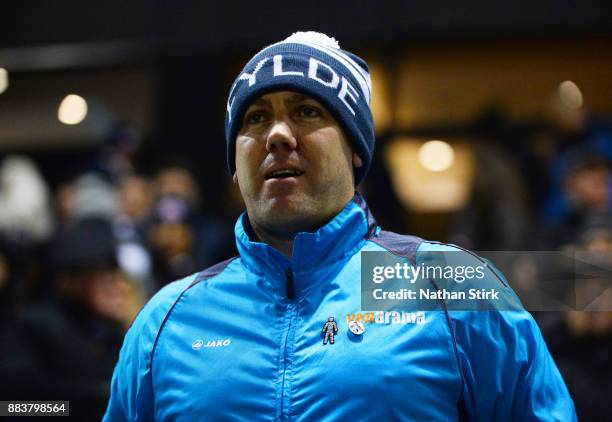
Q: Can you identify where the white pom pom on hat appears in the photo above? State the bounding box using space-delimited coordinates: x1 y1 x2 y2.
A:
284 31 340 49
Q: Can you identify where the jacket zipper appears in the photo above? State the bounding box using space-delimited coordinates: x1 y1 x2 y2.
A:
279 268 297 421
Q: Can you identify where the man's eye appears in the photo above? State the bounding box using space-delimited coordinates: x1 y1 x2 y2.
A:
245 111 267 125
298 105 322 119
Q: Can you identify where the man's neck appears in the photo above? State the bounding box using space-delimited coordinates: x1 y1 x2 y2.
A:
249 222 294 259
246 194 357 260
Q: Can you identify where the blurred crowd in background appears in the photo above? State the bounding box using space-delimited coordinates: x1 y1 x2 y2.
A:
0 132 237 416
1 3 612 418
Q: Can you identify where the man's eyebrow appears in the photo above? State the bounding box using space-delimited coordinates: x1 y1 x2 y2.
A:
248 97 271 108
286 93 310 103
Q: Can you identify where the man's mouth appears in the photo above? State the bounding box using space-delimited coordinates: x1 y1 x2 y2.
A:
264 169 305 180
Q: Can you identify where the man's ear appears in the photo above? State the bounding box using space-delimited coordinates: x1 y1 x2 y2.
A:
232 173 238 184
352 153 363 168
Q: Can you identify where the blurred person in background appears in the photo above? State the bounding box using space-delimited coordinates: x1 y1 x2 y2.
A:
0 218 141 420
541 95 612 234
154 162 201 206
114 174 156 296
0 155 55 302
539 214 612 422
53 180 76 224
147 193 200 285
450 109 533 251
0 155 54 243
146 164 232 287
100 124 145 182
450 144 532 250
543 146 612 248
67 170 156 297
119 174 154 226
71 172 120 221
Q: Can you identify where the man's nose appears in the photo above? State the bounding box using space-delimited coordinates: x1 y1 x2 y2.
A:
266 119 297 153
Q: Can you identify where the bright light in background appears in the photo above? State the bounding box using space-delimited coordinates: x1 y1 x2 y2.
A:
418 140 455 172
0 68 8 94
385 138 475 212
58 94 88 125
558 80 583 110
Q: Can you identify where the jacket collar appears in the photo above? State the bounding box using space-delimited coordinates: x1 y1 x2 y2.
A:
235 193 376 294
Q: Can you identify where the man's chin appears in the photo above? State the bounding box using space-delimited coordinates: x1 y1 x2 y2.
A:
260 185 306 204
262 193 306 215
258 196 321 233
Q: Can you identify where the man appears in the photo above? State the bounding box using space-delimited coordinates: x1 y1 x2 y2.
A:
104 32 576 421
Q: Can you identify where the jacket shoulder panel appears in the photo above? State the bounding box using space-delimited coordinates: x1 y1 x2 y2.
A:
191 256 239 286
369 230 423 264
417 241 509 288
150 256 238 363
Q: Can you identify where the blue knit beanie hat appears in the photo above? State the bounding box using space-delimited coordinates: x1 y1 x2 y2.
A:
224 31 375 186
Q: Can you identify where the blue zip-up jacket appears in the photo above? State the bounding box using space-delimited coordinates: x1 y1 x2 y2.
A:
104 195 576 421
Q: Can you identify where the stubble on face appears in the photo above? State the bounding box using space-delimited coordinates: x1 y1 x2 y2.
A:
252 133 354 238
234 92 356 241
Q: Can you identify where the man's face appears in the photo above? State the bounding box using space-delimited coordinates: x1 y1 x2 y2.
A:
235 91 358 237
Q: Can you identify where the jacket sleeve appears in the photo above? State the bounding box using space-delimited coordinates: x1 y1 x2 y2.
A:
452 309 576 421
103 275 196 422
417 242 576 421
